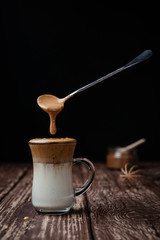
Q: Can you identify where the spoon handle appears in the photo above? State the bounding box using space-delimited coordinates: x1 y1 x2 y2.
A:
120 138 146 153
64 49 152 101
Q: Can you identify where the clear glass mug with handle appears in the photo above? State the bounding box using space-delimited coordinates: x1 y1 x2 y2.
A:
28 138 95 214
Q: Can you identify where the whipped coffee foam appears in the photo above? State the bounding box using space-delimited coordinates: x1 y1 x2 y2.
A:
29 138 77 164
29 138 76 144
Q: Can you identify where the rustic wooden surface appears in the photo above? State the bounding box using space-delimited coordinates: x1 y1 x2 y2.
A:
0 162 160 240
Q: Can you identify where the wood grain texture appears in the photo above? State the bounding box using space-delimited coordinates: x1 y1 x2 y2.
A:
86 163 160 240
0 163 160 240
0 164 30 201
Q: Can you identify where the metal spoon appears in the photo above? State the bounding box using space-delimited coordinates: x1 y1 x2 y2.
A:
37 49 152 135
59 49 152 103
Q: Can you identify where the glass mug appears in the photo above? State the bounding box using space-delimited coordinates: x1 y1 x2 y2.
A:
28 138 95 214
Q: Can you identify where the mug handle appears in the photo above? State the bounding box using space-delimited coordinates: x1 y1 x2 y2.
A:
73 158 95 197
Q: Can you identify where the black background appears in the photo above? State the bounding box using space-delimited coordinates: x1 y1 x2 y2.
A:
1 2 160 163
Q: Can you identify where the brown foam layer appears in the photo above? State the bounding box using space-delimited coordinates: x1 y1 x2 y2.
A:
29 138 77 163
29 138 77 144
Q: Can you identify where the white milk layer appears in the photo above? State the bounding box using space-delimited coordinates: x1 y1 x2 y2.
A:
32 162 74 210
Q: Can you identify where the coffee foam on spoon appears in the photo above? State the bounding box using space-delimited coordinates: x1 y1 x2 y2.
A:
37 95 64 135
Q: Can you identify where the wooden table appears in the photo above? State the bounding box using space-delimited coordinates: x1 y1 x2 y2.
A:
0 162 160 240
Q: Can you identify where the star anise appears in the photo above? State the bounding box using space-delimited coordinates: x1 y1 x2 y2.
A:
120 163 143 179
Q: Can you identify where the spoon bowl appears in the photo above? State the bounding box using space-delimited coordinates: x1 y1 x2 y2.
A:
37 95 64 134
37 94 64 112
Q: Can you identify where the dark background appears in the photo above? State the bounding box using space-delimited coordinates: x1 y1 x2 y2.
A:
1 2 160 163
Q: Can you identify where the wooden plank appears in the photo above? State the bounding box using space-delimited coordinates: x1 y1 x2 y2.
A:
86 163 160 240
0 164 30 201
0 165 92 240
